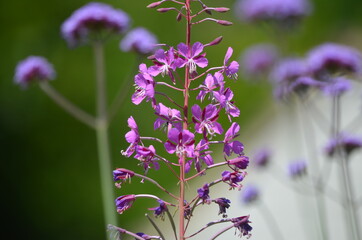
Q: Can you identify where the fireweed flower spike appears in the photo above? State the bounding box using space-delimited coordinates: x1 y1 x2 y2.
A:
324 134 362 158
113 1 251 239
61 2 130 46
120 27 158 55
14 56 55 88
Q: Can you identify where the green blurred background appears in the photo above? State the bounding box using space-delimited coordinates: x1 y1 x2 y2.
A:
1 0 362 239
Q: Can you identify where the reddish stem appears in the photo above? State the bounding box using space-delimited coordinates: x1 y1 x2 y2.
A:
179 1 192 239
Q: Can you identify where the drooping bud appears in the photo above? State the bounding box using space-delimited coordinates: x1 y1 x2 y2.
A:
115 195 136 214
217 20 233 26
176 12 183 22
147 1 164 8
204 36 223 47
228 156 249 170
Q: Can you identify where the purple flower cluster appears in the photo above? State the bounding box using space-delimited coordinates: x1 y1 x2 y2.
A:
287 159 307 178
14 56 55 87
120 27 158 55
61 2 130 46
325 134 362 157
236 0 311 23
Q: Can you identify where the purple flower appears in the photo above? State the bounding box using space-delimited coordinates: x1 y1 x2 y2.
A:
236 0 310 23
228 156 249 170
287 159 307 178
176 42 208 74
307 43 362 78
288 76 323 96
223 123 244 156
253 148 272 168
325 134 362 157
197 183 210 204
154 103 182 131
14 56 55 87
132 72 156 107
222 171 245 190
271 58 309 84
321 77 351 97
222 47 239 80
122 116 140 157
148 199 168 219
164 128 195 158
134 145 160 174
185 139 214 173
115 195 136 214
149 47 178 83
135 233 153 239
197 72 224 102
120 27 158 55
192 104 223 138
242 44 278 78
242 185 260 204
213 198 231 218
113 168 134 188
61 2 130 46
213 88 240 120
183 200 192 220
231 215 252 238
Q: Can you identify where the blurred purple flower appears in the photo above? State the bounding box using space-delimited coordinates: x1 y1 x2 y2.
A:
120 27 158 55
61 2 130 46
271 58 309 83
192 104 223 138
123 116 140 157
223 123 244 156
287 159 307 178
213 198 231 218
325 134 362 157
236 0 310 23
232 215 253 237
242 44 278 79
176 42 208 74
252 148 272 168
154 103 182 131
115 195 136 214
164 128 195 158
322 77 351 97
148 199 168 219
185 139 213 173
14 56 55 87
307 43 362 78
288 76 323 96
242 184 260 204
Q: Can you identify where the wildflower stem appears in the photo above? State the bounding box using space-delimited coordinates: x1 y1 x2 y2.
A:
208 224 234 240
108 55 142 122
157 82 185 92
156 91 183 108
333 96 361 240
185 162 228 181
133 173 179 200
145 214 166 240
190 67 224 81
166 208 179 240
93 41 118 236
39 82 96 128
179 1 192 239
185 218 233 239
135 194 176 206
107 225 146 240
140 136 164 143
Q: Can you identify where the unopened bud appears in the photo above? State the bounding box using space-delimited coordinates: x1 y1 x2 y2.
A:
176 12 182 22
147 1 163 8
205 36 223 47
217 20 233 26
214 7 230 13
157 8 174 13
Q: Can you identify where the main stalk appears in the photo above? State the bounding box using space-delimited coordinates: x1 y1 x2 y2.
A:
179 1 192 239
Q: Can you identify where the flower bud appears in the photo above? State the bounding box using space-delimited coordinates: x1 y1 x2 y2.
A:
157 8 174 13
147 1 164 8
205 36 223 47
214 7 230 13
217 20 233 26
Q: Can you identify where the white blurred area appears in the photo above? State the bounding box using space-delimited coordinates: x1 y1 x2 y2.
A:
142 83 362 240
